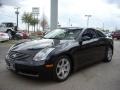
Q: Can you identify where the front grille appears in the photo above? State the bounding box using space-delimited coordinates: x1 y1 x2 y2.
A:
8 51 29 60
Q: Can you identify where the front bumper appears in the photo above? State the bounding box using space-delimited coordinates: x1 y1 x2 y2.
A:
5 59 53 76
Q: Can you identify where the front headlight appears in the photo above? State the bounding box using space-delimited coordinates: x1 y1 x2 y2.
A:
33 48 55 61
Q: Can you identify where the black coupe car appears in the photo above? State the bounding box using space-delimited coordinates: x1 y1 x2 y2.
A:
5 28 113 82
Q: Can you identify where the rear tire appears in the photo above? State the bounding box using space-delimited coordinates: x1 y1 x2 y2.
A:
52 55 71 82
7 30 12 40
104 47 113 62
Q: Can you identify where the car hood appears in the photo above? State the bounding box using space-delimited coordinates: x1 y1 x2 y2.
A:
11 39 75 51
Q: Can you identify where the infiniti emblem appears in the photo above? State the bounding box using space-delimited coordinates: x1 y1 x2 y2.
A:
12 54 17 58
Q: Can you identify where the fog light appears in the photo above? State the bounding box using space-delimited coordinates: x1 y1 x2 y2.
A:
45 64 54 68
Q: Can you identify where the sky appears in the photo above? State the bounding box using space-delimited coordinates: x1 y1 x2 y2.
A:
0 0 120 31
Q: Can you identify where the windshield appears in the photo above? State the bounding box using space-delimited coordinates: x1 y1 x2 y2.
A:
44 29 82 40
2 23 14 27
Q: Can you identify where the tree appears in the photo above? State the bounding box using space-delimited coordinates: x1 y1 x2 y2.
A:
40 14 48 31
30 18 39 32
22 12 32 33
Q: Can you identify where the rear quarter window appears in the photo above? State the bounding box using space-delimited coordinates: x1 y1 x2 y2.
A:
96 30 106 37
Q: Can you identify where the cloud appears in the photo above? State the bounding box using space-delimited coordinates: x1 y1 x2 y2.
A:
107 0 120 4
0 0 22 6
58 0 120 30
105 0 120 8
0 0 120 30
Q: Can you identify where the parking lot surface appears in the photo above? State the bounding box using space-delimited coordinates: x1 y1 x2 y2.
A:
0 41 120 90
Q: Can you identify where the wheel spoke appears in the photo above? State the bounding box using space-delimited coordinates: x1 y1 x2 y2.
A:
64 61 69 67
57 64 61 68
61 70 65 76
61 59 65 66
107 48 112 61
57 69 62 76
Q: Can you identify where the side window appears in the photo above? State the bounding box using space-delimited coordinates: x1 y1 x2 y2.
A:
96 30 106 37
65 30 80 40
0 24 5 28
82 29 97 41
90 30 97 38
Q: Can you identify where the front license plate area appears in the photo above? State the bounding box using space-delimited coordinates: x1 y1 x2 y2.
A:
8 60 15 71
9 63 15 70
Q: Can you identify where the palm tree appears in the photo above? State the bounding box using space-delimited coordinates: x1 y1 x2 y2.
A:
22 12 32 33
30 18 39 32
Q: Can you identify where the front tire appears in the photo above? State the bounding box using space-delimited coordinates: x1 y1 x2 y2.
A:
104 47 113 62
53 55 71 82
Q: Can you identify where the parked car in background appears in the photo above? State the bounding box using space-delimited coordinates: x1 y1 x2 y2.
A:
0 32 9 42
105 32 112 38
5 28 113 82
0 22 16 39
16 31 29 39
112 30 120 39
102 31 112 38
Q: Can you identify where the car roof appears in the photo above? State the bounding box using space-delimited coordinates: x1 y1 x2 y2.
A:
59 27 99 30
59 27 83 30
58 27 83 31
114 30 120 32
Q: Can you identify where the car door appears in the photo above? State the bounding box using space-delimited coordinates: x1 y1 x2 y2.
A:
95 30 107 61
77 29 100 66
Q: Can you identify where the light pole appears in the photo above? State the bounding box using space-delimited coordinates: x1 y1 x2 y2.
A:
15 7 20 31
103 23 104 30
85 15 92 28
50 0 58 30
0 3 2 7
68 18 71 27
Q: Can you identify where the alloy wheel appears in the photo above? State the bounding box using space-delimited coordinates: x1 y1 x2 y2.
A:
7 31 12 39
107 48 113 61
56 58 71 80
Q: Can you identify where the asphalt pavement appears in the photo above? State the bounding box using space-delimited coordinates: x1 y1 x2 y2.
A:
0 40 120 90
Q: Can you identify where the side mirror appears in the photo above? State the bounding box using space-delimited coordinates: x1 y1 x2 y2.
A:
82 36 91 41
79 36 91 45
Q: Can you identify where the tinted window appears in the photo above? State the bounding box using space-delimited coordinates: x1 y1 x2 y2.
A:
82 29 97 39
96 30 106 37
114 30 120 34
115 30 120 33
2 23 14 27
